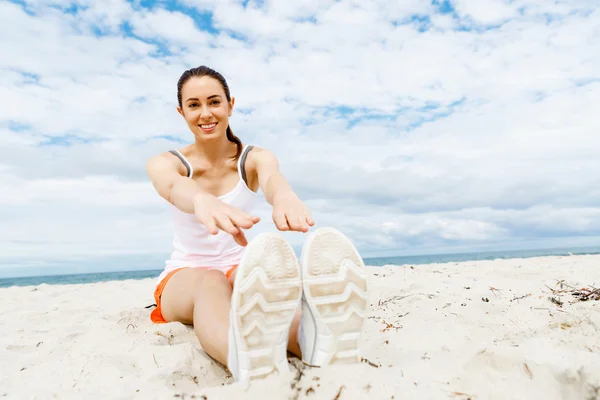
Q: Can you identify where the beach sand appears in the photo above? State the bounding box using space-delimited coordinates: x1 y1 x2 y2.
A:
1 254 599 399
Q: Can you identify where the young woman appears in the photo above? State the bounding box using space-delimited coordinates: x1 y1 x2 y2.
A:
146 66 368 382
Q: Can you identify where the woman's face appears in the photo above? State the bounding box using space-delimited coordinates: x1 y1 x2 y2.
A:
177 76 234 140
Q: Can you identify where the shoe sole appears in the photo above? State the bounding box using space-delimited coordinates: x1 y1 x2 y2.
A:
230 233 302 381
300 227 369 366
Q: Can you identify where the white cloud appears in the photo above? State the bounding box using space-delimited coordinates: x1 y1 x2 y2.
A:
452 0 517 25
1 0 599 276
129 7 212 44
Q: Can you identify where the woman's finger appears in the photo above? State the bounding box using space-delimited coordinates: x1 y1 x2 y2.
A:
304 209 315 226
273 210 289 231
230 211 258 230
200 213 219 235
287 214 307 232
215 214 239 236
284 213 299 231
231 229 248 246
225 204 259 227
299 215 309 232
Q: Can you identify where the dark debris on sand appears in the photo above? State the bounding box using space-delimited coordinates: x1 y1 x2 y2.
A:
546 280 600 305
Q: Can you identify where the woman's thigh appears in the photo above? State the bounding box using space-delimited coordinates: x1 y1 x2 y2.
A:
160 268 230 324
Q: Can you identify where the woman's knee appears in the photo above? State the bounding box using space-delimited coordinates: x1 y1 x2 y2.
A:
201 269 229 285
191 269 230 301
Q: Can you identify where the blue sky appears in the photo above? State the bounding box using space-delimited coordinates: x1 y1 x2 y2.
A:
1 0 600 277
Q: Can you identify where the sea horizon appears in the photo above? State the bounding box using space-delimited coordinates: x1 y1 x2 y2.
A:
1 244 599 289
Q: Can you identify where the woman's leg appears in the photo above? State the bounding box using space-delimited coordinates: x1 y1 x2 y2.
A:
160 268 233 366
227 268 302 359
287 309 302 358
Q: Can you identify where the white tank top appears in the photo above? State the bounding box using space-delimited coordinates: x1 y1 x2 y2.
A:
157 144 258 284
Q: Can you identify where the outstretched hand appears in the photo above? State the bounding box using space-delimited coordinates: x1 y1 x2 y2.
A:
272 192 315 233
193 193 260 246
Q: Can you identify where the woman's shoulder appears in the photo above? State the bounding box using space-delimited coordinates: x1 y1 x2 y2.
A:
245 145 280 170
244 145 284 184
149 144 193 159
147 146 192 177
245 145 276 161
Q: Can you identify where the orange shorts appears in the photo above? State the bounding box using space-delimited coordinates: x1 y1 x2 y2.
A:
150 265 238 324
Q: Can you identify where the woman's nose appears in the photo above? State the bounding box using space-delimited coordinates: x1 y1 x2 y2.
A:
199 104 212 119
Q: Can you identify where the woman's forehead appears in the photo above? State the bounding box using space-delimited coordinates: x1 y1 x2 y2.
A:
181 76 224 98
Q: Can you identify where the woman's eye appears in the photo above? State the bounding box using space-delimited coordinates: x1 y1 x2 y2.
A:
189 103 197 108
211 100 221 105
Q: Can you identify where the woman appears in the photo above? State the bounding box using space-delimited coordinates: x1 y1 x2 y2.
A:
146 66 368 382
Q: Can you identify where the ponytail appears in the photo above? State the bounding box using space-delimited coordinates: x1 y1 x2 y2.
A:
227 125 243 160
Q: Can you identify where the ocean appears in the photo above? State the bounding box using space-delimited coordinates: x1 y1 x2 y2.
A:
1 246 599 289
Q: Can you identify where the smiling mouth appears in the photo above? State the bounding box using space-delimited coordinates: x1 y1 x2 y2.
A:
199 123 217 132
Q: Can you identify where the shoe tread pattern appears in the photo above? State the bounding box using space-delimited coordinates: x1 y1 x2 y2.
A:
232 234 301 380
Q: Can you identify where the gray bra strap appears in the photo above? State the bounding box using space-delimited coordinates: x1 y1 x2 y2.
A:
239 145 254 185
168 150 192 178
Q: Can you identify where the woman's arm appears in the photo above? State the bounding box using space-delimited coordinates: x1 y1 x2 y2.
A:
146 153 259 245
146 153 202 214
250 147 315 232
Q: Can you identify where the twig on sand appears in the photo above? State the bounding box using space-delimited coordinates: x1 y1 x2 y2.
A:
155 331 174 345
489 286 502 296
523 363 533 379
555 279 577 290
289 362 306 400
333 385 345 400
572 287 600 302
549 297 564 307
174 395 206 399
545 284 571 294
72 368 85 388
450 391 474 399
546 280 599 304
378 295 412 307
368 316 403 332
361 357 381 368
510 293 531 302
299 359 321 368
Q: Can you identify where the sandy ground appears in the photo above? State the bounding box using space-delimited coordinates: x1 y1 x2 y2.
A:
1 254 599 399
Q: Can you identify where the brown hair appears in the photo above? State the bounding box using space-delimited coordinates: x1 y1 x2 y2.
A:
177 66 242 160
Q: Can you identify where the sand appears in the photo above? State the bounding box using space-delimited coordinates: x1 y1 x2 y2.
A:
1 254 599 399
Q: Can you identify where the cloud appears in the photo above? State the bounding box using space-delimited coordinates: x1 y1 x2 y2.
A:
451 0 517 25
128 7 212 44
1 0 599 276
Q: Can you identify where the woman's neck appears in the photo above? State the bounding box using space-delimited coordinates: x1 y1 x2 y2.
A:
191 137 236 166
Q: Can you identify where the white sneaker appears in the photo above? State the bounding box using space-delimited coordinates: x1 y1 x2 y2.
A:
298 227 369 367
227 232 302 382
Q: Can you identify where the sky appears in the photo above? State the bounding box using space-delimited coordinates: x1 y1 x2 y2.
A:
1 0 599 277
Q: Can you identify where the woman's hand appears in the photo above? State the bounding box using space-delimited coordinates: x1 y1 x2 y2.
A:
272 192 315 233
193 193 260 246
